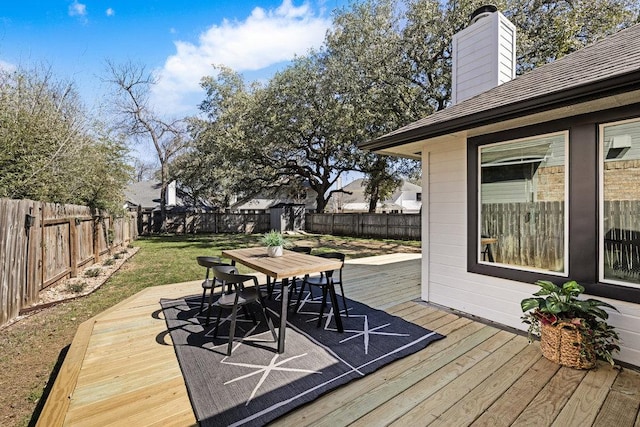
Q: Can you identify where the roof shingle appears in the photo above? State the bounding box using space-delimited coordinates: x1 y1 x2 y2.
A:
362 23 640 151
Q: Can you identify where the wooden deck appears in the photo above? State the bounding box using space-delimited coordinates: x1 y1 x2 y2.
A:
37 253 640 426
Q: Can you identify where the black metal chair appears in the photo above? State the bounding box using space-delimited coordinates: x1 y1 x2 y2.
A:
196 256 234 324
211 266 277 356
294 252 348 330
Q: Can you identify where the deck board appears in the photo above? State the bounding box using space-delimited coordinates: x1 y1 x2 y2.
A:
471 356 561 426
37 253 640 426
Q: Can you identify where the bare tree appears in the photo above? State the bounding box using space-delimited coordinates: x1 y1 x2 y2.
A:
104 60 187 231
132 158 157 182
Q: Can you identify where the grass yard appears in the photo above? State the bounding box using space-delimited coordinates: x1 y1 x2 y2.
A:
0 233 419 427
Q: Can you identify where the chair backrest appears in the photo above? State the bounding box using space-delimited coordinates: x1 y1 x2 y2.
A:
197 256 228 268
291 246 312 255
316 252 345 280
212 266 258 291
316 252 345 263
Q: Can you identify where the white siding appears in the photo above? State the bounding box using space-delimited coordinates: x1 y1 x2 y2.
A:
421 137 640 366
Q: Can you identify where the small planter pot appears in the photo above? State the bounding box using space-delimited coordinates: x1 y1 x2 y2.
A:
267 246 283 257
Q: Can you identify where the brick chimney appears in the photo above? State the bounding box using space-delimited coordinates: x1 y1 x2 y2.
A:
451 5 516 105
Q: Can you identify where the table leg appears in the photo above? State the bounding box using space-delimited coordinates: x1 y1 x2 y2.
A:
328 281 344 333
278 277 289 353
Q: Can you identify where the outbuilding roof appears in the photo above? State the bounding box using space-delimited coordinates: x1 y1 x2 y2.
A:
361 23 640 153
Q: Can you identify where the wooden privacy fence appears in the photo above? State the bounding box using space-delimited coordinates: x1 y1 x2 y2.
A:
136 210 420 240
603 200 640 281
482 200 640 274
0 198 138 327
305 213 421 240
482 201 565 271
139 211 271 234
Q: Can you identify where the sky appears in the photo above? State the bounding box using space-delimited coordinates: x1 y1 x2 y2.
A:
0 0 350 120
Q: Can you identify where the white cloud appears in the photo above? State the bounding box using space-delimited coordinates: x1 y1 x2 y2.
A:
69 1 87 18
106 8 115 17
0 60 17 72
151 0 331 116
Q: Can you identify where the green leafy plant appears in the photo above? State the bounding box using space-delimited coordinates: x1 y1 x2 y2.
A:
521 280 620 365
261 230 290 248
103 258 116 266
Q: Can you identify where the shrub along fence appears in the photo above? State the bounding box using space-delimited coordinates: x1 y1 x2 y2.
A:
0 198 138 327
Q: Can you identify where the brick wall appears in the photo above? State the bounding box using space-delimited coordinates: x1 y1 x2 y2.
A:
535 160 640 201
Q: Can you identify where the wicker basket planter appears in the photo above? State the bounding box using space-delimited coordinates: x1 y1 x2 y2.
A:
522 280 620 368
540 321 596 369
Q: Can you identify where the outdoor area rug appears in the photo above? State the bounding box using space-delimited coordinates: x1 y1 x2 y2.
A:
160 290 444 427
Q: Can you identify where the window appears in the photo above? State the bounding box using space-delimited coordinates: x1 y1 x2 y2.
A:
600 118 640 288
468 104 640 304
478 132 568 274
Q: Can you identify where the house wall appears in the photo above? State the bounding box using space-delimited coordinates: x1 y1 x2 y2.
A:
421 136 640 366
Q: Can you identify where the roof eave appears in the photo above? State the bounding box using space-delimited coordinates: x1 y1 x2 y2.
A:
361 69 640 152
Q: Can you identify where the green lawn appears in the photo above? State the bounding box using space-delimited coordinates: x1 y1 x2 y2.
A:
117 233 421 288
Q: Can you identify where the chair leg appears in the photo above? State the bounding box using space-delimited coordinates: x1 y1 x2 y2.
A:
199 288 207 314
289 277 298 302
328 282 344 333
213 307 222 338
260 302 278 342
266 276 273 299
294 281 307 314
317 286 328 328
227 305 238 356
339 283 348 317
205 285 217 326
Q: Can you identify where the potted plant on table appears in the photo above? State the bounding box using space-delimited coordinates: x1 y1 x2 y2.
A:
521 280 620 369
262 230 290 257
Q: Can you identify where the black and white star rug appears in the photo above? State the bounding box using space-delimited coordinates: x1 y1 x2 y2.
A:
160 291 444 427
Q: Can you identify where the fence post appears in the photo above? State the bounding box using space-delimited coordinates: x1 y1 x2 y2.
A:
386 213 389 239
69 219 78 278
93 214 100 263
330 213 335 235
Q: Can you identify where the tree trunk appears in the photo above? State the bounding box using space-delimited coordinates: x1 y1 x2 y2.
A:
159 162 168 233
368 195 378 213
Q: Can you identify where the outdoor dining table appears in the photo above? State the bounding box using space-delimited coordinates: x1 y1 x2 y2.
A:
221 247 343 353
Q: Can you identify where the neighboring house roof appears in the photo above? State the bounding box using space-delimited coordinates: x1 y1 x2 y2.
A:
232 198 295 211
230 192 317 212
361 23 640 154
125 181 163 210
125 181 191 210
331 178 422 212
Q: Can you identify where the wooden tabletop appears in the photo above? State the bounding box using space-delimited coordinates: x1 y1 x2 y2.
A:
481 238 497 245
222 247 342 279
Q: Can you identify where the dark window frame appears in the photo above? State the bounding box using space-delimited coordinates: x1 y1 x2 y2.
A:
467 102 640 304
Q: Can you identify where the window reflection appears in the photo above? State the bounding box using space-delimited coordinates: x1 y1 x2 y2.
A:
479 133 567 273
602 119 640 286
